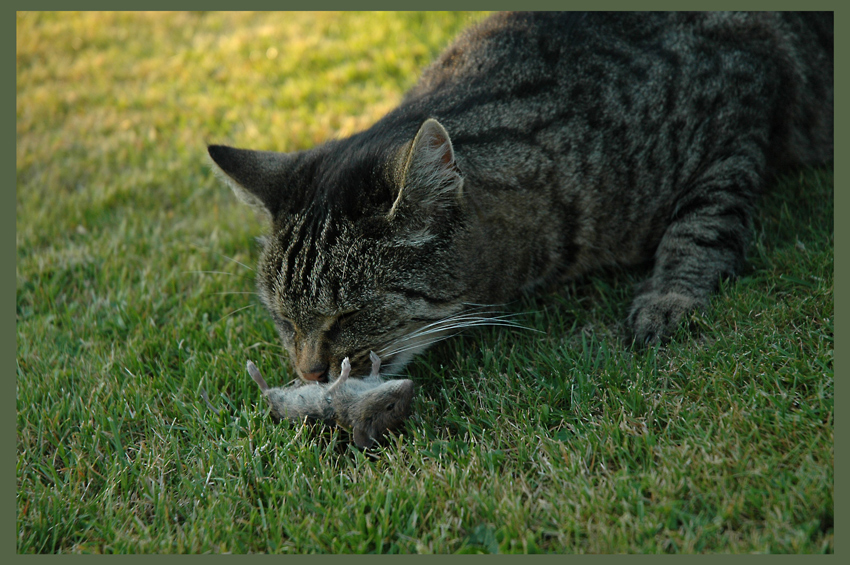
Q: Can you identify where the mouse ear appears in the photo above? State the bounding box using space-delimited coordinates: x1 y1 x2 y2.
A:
353 425 377 449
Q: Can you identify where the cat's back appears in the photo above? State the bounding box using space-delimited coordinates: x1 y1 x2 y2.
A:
411 12 831 92
400 11 832 177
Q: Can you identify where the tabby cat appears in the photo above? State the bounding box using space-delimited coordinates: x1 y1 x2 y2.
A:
208 12 833 383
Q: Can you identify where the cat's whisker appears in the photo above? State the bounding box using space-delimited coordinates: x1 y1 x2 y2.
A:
188 242 255 273
397 323 527 350
376 312 539 360
373 371 406 378
434 307 514 319
184 270 256 286
185 270 241 276
340 237 360 284
379 327 459 350
402 312 524 336
378 332 461 358
392 322 526 345
387 315 534 346
215 303 256 323
222 256 254 273
212 291 259 296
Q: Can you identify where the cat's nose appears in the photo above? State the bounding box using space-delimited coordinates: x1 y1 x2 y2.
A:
300 363 329 382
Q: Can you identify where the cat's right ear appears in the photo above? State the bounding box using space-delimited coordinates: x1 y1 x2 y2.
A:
388 118 464 221
207 145 295 219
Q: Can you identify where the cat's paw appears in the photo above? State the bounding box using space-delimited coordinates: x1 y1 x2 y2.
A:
628 290 698 347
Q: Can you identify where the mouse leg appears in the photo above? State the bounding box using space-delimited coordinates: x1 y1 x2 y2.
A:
327 357 352 395
369 351 381 377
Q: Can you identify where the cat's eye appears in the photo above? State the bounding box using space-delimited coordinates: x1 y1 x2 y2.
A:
329 310 359 334
336 310 359 326
273 316 295 333
385 403 395 412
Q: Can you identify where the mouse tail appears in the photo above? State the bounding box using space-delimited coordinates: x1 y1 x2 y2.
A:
199 387 222 415
247 360 270 393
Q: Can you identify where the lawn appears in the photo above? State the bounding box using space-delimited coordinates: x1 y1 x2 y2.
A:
16 11 833 553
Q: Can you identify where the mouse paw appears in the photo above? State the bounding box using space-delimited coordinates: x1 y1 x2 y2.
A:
369 351 382 377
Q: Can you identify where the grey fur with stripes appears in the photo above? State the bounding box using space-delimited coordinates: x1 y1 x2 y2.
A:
208 12 833 382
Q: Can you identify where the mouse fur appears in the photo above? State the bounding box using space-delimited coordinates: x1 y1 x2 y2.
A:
248 353 414 448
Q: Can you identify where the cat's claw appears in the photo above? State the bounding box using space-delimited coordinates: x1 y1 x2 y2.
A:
628 290 698 347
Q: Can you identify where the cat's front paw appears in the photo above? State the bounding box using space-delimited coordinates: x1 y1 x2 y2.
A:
628 290 698 347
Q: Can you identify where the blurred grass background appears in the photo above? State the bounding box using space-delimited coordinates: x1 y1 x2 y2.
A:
16 11 832 553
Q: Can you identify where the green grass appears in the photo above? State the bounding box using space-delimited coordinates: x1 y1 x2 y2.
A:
16 11 833 553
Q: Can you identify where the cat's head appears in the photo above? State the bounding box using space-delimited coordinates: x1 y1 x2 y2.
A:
209 119 469 381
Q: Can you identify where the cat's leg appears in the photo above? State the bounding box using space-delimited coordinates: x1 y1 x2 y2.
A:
628 153 761 346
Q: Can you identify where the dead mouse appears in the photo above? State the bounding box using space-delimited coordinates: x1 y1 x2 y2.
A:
248 352 415 449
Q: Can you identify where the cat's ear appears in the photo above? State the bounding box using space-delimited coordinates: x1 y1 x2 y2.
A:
388 118 464 220
208 144 296 219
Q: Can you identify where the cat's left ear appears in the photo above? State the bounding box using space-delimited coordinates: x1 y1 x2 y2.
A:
207 144 296 220
388 118 464 220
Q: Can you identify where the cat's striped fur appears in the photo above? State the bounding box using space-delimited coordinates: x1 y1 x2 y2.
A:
209 12 833 382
